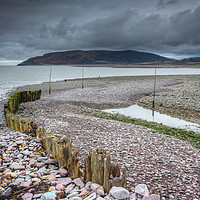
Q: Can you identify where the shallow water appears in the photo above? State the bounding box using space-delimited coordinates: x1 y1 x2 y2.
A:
0 65 200 100
104 104 200 133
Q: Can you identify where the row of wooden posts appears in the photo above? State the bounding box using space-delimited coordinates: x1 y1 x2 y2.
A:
4 90 126 193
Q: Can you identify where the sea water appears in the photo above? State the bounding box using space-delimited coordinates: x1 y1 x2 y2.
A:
0 65 200 100
104 105 200 133
1 65 200 131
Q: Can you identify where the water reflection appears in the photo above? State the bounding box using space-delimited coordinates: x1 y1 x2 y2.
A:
104 105 200 133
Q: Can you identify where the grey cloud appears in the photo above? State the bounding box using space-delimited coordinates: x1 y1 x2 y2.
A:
0 0 200 60
0 42 46 60
20 17 79 50
80 10 165 49
78 5 200 54
21 9 167 51
158 0 180 7
166 6 200 46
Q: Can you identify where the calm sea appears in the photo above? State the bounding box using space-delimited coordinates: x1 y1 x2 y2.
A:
0 65 200 100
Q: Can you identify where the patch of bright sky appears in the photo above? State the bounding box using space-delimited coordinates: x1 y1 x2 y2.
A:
159 54 190 60
0 60 23 66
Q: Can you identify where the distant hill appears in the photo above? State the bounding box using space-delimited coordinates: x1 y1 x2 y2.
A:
182 57 200 62
18 50 171 66
172 57 200 65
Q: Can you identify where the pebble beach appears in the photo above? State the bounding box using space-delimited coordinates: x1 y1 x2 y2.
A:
0 75 200 199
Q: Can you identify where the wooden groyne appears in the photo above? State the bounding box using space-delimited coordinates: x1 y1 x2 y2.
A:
3 90 126 193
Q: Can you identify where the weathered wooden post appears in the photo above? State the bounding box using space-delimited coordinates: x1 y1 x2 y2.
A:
67 149 80 178
84 149 111 193
84 148 126 193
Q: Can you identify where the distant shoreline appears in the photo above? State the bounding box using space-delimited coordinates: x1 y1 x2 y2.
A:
70 63 200 68
17 63 200 68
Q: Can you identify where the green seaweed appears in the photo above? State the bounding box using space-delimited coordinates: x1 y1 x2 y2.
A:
5 89 42 114
80 109 200 149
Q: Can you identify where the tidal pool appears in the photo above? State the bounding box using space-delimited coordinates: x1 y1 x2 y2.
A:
104 105 200 133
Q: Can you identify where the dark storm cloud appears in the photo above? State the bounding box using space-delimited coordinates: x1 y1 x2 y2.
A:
168 6 200 46
0 0 199 61
158 0 180 7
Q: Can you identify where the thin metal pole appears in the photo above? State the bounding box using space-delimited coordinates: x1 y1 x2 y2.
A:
152 68 157 108
152 68 157 119
49 66 52 94
82 66 84 89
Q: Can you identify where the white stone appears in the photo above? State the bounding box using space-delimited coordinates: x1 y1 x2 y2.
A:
96 188 105 196
135 184 149 197
109 186 129 200
91 183 103 190
22 193 33 200
73 178 84 188
23 150 32 156
41 191 58 199
83 192 97 200
10 162 25 170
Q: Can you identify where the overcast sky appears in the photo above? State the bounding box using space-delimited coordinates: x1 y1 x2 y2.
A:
0 0 200 63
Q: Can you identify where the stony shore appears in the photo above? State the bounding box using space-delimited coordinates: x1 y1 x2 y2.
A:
0 75 200 199
138 75 200 124
1 125 150 200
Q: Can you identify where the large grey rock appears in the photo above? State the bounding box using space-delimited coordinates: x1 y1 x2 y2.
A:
70 197 82 200
16 141 23 145
41 191 58 199
45 159 57 165
73 178 84 188
65 183 75 194
59 168 68 177
0 166 7 170
47 174 57 181
0 187 5 193
10 162 25 170
22 193 33 200
10 172 18 178
20 181 32 188
33 193 43 198
14 178 25 185
58 177 72 186
85 181 92 190
55 184 65 191
38 166 46 173
67 191 79 198
109 186 129 200
0 142 6 147
29 159 36 165
23 150 32 156
96 188 105 196
129 193 137 200
2 187 12 197
135 184 149 197
91 183 104 196
91 183 103 190
83 192 97 200
142 194 160 200
37 157 48 162
169 194 175 200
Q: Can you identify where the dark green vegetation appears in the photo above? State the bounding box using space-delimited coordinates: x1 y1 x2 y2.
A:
75 107 200 149
18 50 171 65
